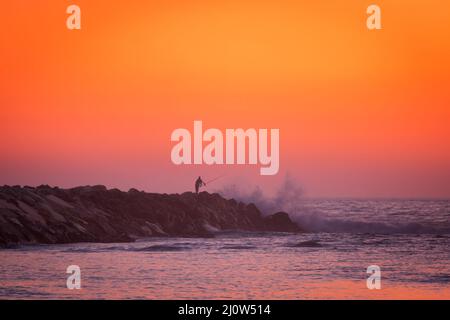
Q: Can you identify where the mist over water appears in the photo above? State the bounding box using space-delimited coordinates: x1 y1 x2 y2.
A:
217 175 304 215
217 176 450 235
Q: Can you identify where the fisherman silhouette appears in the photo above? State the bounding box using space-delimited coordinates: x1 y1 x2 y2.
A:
195 176 206 194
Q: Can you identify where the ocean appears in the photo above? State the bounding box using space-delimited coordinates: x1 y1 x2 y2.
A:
0 199 449 299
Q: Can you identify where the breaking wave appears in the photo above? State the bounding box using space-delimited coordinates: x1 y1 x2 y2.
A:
217 175 450 235
292 214 450 234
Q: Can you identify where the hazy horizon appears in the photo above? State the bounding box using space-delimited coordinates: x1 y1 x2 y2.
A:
1 1 449 199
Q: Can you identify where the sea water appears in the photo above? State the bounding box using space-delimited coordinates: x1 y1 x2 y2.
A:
0 199 449 299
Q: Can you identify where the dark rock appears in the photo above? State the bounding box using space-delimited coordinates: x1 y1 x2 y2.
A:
290 240 323 247
264 212 300 232
0 186 302 246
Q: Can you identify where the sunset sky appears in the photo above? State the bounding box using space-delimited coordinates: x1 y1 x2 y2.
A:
1 0 449 198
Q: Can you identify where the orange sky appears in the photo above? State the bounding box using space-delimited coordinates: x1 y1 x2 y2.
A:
1 0 450 197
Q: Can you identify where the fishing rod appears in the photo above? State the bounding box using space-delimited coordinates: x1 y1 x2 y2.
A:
205 174 227 185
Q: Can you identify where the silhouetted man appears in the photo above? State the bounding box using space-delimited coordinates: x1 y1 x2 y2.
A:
195 176 205 194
